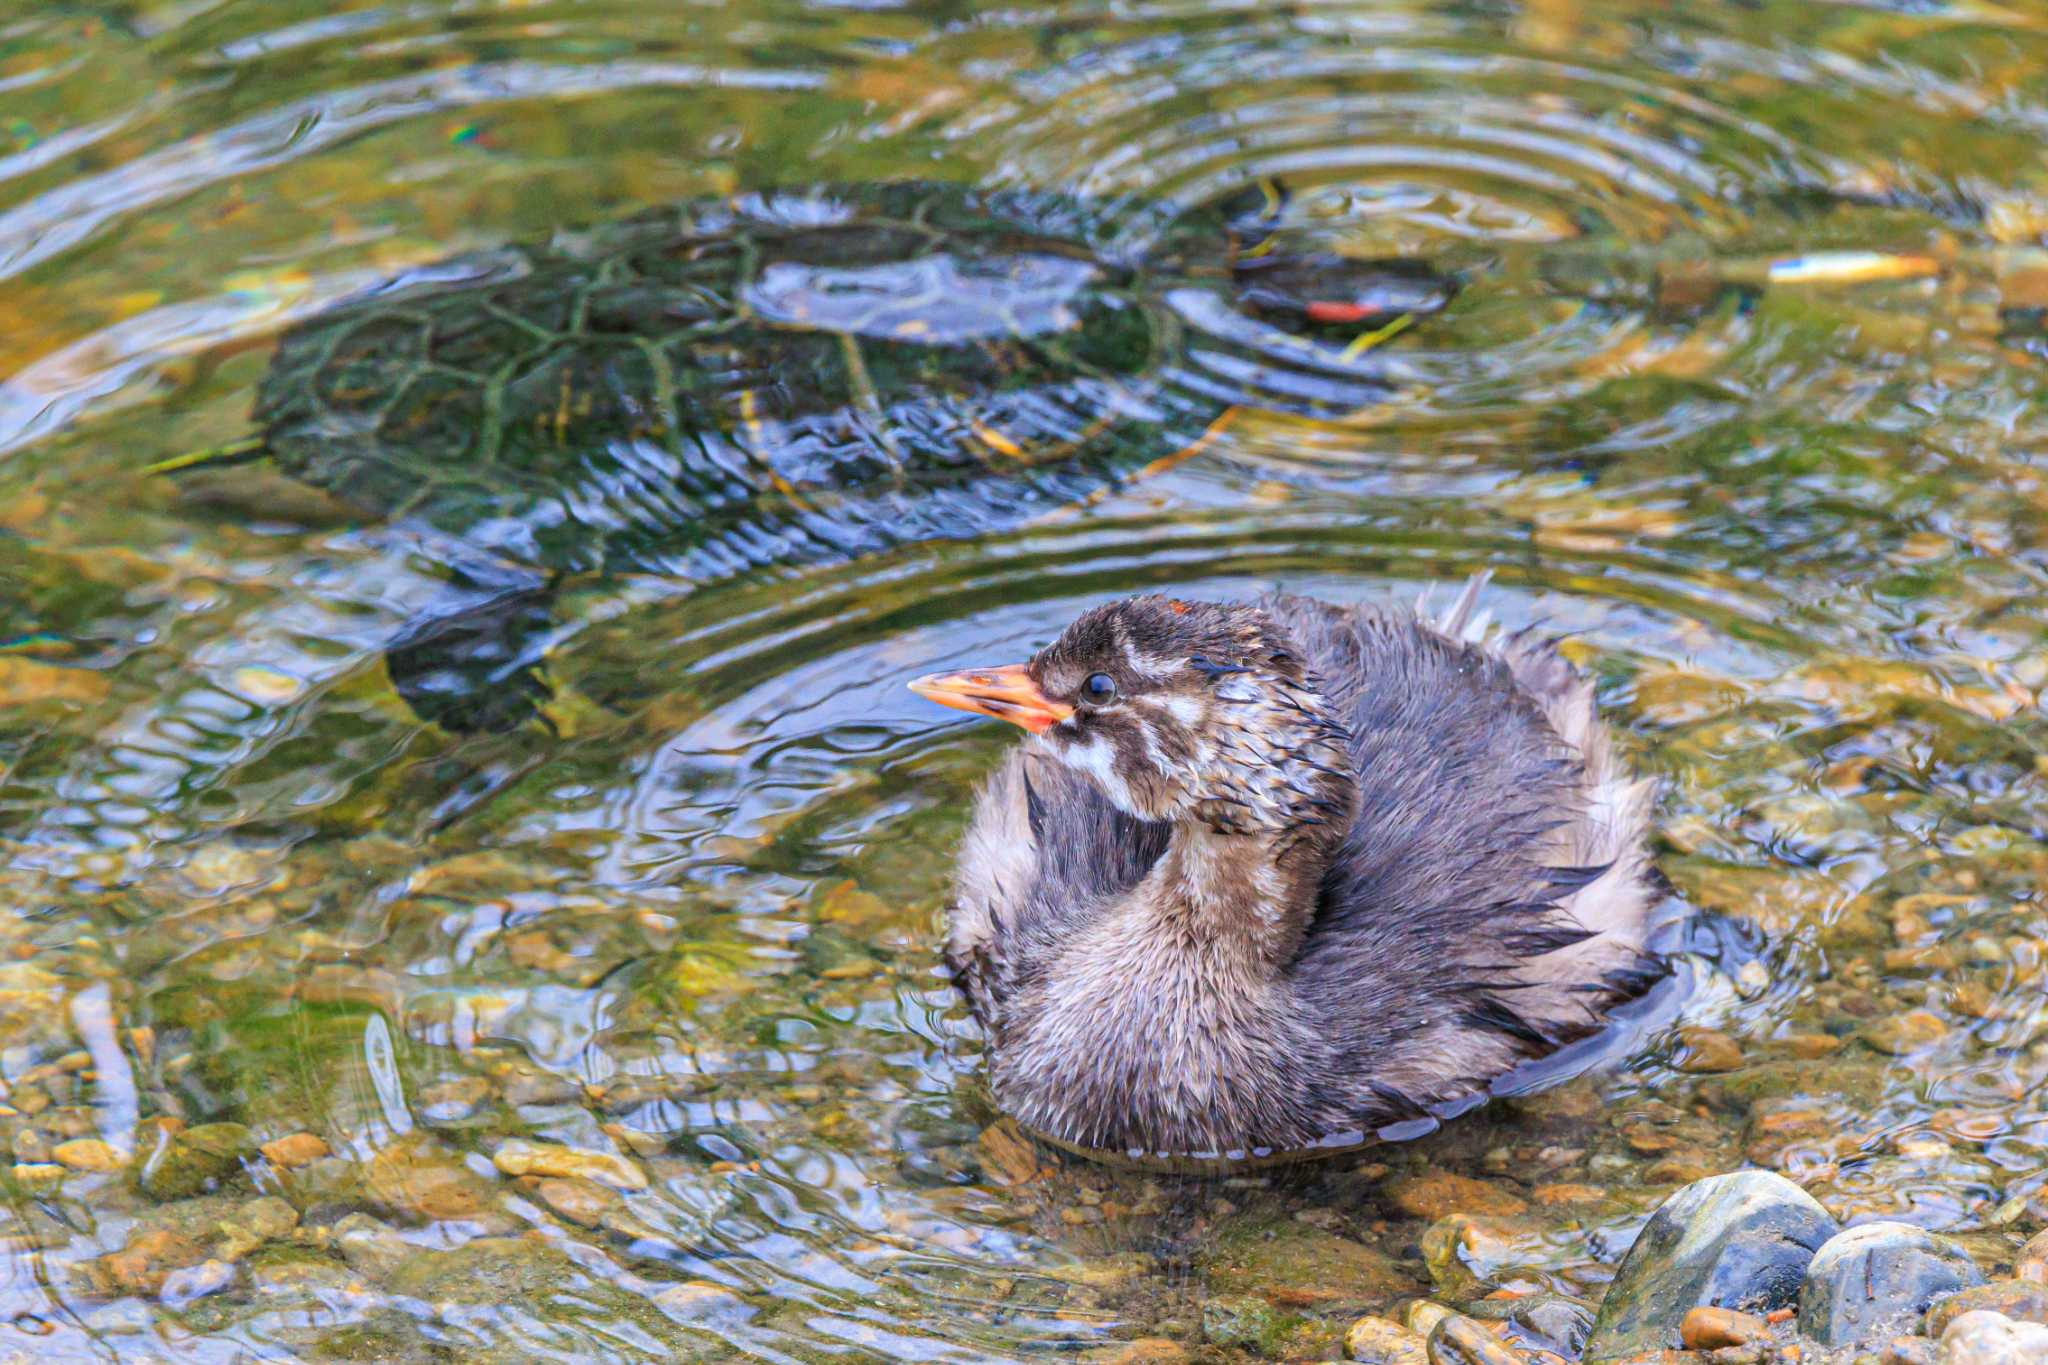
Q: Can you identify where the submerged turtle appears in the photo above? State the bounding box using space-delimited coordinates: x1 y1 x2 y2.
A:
172 179 1454 730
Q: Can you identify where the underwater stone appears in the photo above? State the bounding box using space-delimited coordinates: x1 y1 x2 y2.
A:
1344 1314 1427 1364
1383 1171 1528 1220
1798 1222 1983 1346
1581 1171 1840 1362
491 1139 648 1191
1425 1313 1522 1365
332 1213 413 1282
159 1259 236 1308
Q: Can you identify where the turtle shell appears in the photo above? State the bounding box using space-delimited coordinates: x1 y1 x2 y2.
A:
255 181 1233 578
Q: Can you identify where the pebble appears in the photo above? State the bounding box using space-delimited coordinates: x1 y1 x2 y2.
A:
1680 1306 1770 1349
1580 1171 1840 1362
1384 1171 1529 1220
1938 1309 2048 1365
259 1132 329 1168
1672 1027 1745 1073
491 1139 649 1192
1862 1011 1950 1056
1798 1221 1982 1345
50 1139 122 1172
2012 1230 2048 1284
1346 1314 1428 1364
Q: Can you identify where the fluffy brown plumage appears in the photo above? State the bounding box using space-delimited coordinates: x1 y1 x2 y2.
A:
910 579 1662 1159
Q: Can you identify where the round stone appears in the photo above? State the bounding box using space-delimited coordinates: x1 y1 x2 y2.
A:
1798 1222 1983 1346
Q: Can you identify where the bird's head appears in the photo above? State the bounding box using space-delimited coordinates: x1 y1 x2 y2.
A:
911 596 1355 835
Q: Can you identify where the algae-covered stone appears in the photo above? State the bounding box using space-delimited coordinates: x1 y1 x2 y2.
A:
1200 1215 1415 1308
1345 1314 1428 1364
1581 1170 1839 1361
1201 1294 1299 1354
135 1123 253 1201
1799 1221 1983 1345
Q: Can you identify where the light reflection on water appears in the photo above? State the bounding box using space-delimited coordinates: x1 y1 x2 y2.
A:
2 0 2048 1359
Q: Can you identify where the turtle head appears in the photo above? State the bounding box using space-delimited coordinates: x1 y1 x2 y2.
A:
1212 178 1458 336
1229 252 1457 335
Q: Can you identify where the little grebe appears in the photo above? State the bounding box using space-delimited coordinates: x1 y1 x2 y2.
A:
909 580 1662 1158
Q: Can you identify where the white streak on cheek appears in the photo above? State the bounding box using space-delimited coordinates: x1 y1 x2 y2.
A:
1066 734 1133 808
1164 694 1202 726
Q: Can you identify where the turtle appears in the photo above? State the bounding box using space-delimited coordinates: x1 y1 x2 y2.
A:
166 179 1455 730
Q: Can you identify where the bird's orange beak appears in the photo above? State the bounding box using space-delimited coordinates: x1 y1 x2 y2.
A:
908 663 1073 734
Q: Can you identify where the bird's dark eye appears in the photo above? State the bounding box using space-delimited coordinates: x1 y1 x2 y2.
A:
1081 672 1117 704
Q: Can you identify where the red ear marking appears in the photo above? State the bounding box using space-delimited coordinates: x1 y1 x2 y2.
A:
1305 301 1375 324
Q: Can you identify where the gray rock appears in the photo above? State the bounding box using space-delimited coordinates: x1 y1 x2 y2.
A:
1939 1309 2048 1365
1799 1221 1983 1346
1581 1170 1840 1362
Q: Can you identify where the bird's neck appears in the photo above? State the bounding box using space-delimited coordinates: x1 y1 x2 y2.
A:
1139 815 1343 969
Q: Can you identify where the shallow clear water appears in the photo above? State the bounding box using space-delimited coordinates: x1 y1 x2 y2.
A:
4 0 2048 1359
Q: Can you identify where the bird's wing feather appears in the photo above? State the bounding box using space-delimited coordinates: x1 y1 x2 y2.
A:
1264 588 1662 1105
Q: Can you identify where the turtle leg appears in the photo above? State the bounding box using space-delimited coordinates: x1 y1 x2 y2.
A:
382 577 561 734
